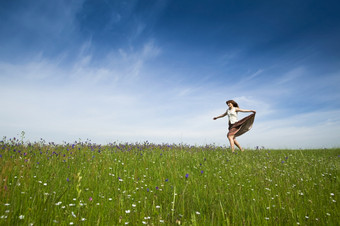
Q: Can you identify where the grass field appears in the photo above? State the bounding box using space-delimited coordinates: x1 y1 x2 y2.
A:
0 136 339 225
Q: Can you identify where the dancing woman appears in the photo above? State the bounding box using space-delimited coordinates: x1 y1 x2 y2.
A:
213 100 256 152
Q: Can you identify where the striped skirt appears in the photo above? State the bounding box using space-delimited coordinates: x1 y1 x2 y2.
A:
228 113 256 137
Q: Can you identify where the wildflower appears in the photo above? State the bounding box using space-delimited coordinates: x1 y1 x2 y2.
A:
156 186 159 190
156 205 160 209
67 178 69 182
69 222 74 225
160 220 164 223
305 216 309 219
19 215 24 220
185 174 189 179
132 204 136 207
201 170 204 174
330 193 334 196
81 218 86 221
165 179 168 182
196 211 200 215
89 197 93 201
71 212 76 218
125 210 130 214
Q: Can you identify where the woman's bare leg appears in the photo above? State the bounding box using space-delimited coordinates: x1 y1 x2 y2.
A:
234 139 244 152
227 135 235 152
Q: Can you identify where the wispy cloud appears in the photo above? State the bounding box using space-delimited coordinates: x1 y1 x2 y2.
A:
245 110 340 149
1 0 339 148
276 67 306 85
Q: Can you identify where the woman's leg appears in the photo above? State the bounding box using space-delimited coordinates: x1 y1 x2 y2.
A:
227 135 235 152
233 139 244 152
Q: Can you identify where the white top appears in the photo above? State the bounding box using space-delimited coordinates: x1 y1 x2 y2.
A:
227 108 238 124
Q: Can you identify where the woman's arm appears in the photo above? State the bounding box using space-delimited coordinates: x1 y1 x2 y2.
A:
213 111 228 120
236 108 256 113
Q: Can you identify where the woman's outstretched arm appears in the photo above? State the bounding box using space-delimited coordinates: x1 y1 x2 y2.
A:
213 111 228 120
236 108 256 113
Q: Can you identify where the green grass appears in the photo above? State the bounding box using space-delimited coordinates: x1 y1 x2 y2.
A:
0 138 339 225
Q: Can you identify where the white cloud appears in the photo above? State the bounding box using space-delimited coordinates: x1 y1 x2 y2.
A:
1 42 340 149
241 110 340 149
276 66 305 85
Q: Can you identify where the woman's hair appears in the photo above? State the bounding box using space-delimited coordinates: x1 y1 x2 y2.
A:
226 100 239 108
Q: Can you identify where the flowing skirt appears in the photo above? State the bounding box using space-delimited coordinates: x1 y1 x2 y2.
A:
228 113 256 137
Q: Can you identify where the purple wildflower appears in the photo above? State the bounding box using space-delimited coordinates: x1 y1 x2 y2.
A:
165 179 168 182
156 186 159 190
201 170 204 174
67 178 69 182
185 174 189 179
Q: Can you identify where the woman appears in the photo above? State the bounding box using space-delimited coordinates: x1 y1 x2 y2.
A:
213 100 256 152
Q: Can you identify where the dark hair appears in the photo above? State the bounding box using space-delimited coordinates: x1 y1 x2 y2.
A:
226 100 239 108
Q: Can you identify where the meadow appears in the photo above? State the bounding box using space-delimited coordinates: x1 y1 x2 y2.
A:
0 136 339 225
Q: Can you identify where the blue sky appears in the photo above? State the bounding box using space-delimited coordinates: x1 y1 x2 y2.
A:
1 0 340 148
